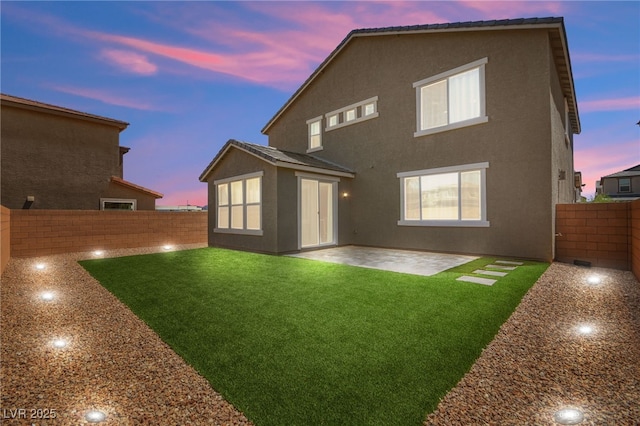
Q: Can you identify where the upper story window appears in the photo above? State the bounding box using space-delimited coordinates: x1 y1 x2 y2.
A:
215 172 263 235
414 58 488 137
325 96 379 131
307 117 322 152
564 98 571 145
619 178 631 193
397 162 489 227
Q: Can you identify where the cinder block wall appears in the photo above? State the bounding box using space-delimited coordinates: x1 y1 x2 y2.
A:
10 210 207 258
555 203 630 271
632 199 640 281
1 205 10 274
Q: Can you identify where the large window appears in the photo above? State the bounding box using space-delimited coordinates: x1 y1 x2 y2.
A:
307 117 322 152
215 172 263 235
414 58 488 137
397 163 489 227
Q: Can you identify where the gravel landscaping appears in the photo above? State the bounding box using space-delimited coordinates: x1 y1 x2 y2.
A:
2 245 639 425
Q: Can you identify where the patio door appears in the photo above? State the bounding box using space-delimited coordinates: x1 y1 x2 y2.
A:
300 178 336 249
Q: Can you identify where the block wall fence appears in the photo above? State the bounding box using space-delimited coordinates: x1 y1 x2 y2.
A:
2 209 207 265
1 205 10 274
556 199 640 279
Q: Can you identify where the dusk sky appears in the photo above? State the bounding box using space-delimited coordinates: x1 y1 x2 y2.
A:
2 1 638 206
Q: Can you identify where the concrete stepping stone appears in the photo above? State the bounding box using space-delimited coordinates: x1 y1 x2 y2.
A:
473 269 508 277
457 276 496 286
495 260 523 265
486 264 516 270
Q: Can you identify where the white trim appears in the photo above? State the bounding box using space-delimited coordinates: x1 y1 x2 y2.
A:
214 228 264 236
295 171 341 182
413 58 488 88
100 198 136 211
397 219 490 227
397 162 489 227
397 162 489 178
414 58 488 137
214 171 264 185
307 116 323 152
297 176 339 250
215 174 263 235
325 96 379 131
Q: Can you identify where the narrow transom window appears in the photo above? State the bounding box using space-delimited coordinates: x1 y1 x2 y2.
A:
345 108 356 122
397 162 489 227
414 58 488 137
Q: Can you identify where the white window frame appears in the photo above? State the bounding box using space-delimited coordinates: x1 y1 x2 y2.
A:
307 117 323 153
414 58 488 137
101 198 136 211
325 96 379 131
564 98 571 145
214 171 263 236
397 162 489 227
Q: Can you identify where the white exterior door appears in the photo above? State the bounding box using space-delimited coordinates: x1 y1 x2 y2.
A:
300 178 336 248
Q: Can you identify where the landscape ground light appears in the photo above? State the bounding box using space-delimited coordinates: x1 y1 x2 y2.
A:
85 410 106 423
554 407 585 424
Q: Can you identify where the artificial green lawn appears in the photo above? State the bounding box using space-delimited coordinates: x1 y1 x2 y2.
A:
80 248 548 426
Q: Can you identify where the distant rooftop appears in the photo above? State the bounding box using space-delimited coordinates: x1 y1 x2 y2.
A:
0 93 129 131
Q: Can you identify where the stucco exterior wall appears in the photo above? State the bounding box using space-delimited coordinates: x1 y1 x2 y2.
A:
267 29 566 260
1 105 125 210
205 149 279 253
103 181 158 211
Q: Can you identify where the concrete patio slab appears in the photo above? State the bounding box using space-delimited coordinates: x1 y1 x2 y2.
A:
287 246 478 277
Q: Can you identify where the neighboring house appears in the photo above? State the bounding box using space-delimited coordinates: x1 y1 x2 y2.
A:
1 94 163 210
596 165 640 201
200 17 581 261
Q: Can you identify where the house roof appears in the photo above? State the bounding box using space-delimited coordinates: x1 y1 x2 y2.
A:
110 176 164 199
0 93 129 131
199 139 355 182
262 17 581 135
601 164 640 179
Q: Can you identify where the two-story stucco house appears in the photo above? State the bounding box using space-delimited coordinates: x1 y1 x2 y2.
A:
200 17 581 261
1 94 163 210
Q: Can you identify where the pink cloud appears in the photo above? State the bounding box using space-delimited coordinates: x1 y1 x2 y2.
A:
100 49 158 75
157 187 207 207
580 97 640 113
49 85 165 111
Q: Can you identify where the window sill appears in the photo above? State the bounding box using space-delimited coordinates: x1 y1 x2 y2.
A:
414 116 488 138
306 146 323 154
398 220 490 228
214 228 263 236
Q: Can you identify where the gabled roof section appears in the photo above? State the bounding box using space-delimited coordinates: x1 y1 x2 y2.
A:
199 139 355 182
262 17 580 135
601 164 640 179
110 176 164 199
1 93 129 131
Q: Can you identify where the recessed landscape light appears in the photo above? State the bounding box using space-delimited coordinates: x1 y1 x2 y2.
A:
163 245 173 251
577 324 594 335
52 339 67 348
85 410 106 423
586 275 601 285
94 250 104 256
40 291 55 301
35 263 46 270
553 407 584 424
